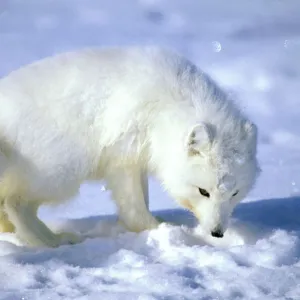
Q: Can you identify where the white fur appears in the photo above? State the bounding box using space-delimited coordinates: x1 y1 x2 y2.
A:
0 46 259 247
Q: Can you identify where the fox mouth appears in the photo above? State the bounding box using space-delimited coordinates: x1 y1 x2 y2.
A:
180 199 194 211
179 199 225 238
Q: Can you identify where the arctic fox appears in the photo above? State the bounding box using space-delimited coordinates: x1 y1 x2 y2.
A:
0 47 259 247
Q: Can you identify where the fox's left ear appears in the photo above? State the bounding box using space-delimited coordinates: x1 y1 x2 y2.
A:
243 121 258 158
185 122 214 156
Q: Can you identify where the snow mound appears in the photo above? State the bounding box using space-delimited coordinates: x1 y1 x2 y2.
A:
1 198 300 299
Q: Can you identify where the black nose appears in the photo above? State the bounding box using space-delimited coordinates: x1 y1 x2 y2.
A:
211 229 224 238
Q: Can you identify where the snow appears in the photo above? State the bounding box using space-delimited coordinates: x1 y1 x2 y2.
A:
1 0 300 299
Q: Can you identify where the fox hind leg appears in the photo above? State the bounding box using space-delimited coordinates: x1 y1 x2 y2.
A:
4 195 82 247
0 196 15 233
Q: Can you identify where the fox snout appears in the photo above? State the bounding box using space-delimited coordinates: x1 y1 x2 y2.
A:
210 225 224 238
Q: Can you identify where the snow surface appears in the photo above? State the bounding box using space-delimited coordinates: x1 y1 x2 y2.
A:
1 0 300 299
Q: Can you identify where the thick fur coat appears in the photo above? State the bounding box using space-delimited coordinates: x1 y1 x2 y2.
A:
0 47 259 247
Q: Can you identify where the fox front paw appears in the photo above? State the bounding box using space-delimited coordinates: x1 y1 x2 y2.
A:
155 216 179 226
57 231 84 246
119 214 160 233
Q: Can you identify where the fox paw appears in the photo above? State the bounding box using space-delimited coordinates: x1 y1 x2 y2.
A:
119 214 160 233
155 216 179 226
57 231 84 246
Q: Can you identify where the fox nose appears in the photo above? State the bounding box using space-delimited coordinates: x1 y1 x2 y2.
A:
211 228 224 238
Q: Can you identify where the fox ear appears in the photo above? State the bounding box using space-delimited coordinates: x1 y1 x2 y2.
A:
243 121 258 158
244 121 257 138
234 120 258 164
185 122 213 156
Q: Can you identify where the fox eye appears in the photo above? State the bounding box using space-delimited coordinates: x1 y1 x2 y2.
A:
198 188 210 198
232 190 239 197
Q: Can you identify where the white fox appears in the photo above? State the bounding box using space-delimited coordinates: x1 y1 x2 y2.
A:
0 47 259 247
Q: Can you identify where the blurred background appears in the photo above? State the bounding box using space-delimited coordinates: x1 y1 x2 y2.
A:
1 0 300 218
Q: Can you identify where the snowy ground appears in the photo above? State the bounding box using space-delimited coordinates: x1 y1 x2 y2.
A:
1 0 300 299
